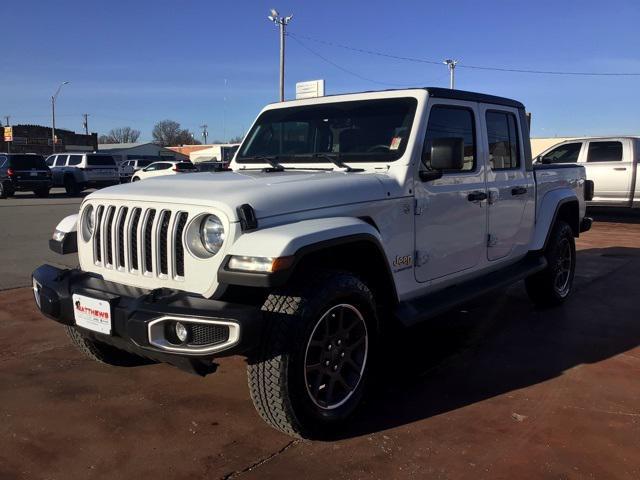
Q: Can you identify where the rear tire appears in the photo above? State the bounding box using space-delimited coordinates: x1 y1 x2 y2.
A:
0 181 7 199
65 326 150 366
525 220 576 307
33 187 50 198
247 270 377 439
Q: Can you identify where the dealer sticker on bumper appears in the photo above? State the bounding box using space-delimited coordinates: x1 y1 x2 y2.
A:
72 294 112 335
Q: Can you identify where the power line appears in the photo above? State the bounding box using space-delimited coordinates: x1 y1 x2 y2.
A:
288 32 640 77
288 34 435 87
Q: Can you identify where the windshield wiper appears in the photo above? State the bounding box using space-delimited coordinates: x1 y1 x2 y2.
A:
240 155 285 172
312 153 363 172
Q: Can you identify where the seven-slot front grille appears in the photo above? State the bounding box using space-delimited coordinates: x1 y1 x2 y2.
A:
91 204 188 279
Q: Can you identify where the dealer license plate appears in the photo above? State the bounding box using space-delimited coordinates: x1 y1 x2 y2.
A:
72 294 112 334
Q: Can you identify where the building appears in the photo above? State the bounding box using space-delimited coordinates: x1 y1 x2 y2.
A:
166 145 210 157
186 144 240 163
0 124 97 155
97 142 188 165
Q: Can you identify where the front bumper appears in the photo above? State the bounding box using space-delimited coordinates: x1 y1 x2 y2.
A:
32 264 264 375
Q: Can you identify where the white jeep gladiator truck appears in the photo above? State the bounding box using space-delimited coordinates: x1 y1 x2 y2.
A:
32 87 593 438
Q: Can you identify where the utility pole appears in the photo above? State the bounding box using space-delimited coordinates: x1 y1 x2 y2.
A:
3 116 10 153
82 113 89 135
200 124 208 144
267 9 293 102
443 59 458 89
51 81 70 153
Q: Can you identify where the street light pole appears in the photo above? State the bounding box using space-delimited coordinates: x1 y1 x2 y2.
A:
443 59 458 89
51 81 70 153
268 9 293 102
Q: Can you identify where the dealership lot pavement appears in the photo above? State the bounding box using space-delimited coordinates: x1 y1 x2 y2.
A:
1 206 639 479
0 189 84 290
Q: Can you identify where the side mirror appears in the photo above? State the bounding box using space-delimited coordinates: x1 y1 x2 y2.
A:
430 137 464 170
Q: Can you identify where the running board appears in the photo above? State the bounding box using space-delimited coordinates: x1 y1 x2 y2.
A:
394 254 547 327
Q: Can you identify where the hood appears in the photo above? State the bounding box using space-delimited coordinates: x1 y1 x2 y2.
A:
86 170 391 222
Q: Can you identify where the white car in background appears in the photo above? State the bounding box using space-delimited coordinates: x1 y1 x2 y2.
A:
130 160 197 182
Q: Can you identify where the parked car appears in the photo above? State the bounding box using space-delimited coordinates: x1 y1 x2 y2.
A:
119 159 154 183
0 153 52 198
46 153 119 196
195 161 230 172
33 87 592 439
131 160 197 181
535 136 639 208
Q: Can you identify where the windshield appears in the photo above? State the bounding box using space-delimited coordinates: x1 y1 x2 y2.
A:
87 155 116 166
237 98 417 163
8 155 47 169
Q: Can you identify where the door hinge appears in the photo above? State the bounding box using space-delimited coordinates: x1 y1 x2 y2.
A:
414 198 427 215
487 234 498 247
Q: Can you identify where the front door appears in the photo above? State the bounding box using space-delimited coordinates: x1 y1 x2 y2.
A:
481 106 535 261
414 101 487 283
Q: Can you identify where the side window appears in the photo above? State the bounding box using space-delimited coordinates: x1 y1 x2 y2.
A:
54 155 68 166
540 143 582 164
587 141 622 162
68 155 82 166
422 105 476 172
45 156 55 166
145 164 158 171
157 163 171 170
486 111 520 170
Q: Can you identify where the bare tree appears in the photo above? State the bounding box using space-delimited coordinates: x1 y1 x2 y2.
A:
152 120 200 146
99 127 141 144
228 135 244 144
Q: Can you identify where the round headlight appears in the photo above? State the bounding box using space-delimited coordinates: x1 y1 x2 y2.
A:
200 215 225 255
82 205 95 241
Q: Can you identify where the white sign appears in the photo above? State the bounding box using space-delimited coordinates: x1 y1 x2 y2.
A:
73 294 112 335
296 79 325 99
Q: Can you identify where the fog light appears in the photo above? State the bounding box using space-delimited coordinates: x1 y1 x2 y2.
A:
175 322 189 343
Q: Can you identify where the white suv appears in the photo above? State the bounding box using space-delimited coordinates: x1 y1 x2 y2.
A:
46 153 119 195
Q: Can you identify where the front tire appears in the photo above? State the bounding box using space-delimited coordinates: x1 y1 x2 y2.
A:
131 176 140 182
247 271 376 438
525 220 576 307
65 326 150 366
64 176 81 196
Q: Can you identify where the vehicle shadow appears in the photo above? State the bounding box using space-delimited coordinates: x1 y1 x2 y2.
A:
331 246 640 440
588 206 640 224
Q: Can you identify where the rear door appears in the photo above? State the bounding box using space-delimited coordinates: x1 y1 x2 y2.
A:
582 139 632 204
52 154 68 185
480 105 535 262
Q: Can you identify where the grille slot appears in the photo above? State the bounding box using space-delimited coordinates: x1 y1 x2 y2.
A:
104 207 116 266
159 211 171 275
91 204 189 281
130 208 142 271
189 324 230 346
174 212 188 277
117 207 128 268
94 206 104 263
143 210 156 274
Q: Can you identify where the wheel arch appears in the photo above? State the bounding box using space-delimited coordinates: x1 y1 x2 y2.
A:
219 217 398 307
531 191 580 252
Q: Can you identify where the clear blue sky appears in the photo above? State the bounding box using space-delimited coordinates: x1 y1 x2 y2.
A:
2 0 639 142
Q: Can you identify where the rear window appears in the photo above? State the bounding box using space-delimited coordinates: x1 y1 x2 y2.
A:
8 154 47 169
587 141 623 162
87 155 116 166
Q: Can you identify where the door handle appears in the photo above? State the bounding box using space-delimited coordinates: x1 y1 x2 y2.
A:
467 191 488 202
511 186 527 196
613 167 627 171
